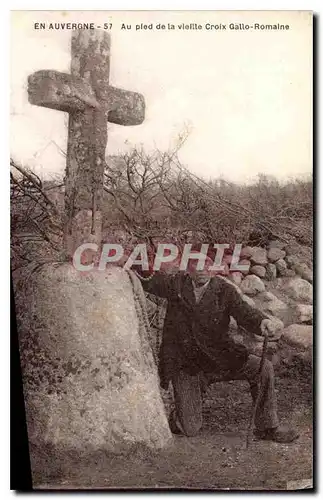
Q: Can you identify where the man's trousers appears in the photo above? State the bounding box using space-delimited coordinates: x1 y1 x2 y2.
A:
171 354 279 436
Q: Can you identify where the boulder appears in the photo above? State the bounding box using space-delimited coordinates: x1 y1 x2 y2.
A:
240 275 265 296
275 325 312 379
285 269 296 277
250 247 268 266
258 292 288 317
14 264 172 478
284 243 312 269
295 304 313 324
281 324 313 350
267 247 286 263
285 254 300 268
294 262 313 283
267 240 286 250
240 246 254 259
265 263 277 281
283 277 313 304
250 265 266 278
261 291 277 301
237 259 251 275
276 258 288 276
263 314 284 335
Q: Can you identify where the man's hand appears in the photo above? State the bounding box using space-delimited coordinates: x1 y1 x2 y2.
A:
261 318 284 341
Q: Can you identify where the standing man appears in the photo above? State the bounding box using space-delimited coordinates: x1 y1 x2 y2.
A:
140 257 299 443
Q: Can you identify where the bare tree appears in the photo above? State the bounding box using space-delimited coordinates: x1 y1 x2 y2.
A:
10 158 64 271
11 128 312 273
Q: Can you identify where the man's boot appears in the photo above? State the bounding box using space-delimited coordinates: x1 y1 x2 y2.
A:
254 425 299 443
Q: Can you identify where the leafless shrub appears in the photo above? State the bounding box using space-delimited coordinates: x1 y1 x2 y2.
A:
10 158 64 272
103 132 312 249
11 131 312 272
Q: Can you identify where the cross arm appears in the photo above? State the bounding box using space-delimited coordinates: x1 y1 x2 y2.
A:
27 70 100 113
108 86 145 126
27 70 145 125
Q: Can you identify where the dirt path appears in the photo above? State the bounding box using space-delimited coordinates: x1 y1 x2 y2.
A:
36 377 312 491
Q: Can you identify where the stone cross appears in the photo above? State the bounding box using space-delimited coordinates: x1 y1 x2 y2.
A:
27 30 145 260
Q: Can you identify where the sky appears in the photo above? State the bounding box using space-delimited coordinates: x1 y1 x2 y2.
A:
10 10 312 183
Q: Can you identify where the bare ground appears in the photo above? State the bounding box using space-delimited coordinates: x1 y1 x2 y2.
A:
35 376 313 491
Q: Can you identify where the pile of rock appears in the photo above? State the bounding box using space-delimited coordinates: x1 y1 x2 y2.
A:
227 240 313 378
233 239 312 285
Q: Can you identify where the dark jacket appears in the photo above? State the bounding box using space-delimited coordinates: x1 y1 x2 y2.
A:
142 272 267 390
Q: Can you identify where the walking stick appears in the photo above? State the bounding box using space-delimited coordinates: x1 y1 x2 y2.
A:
245 331 269 449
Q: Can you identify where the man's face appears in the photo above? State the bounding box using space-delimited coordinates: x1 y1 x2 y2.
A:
191 269 210 286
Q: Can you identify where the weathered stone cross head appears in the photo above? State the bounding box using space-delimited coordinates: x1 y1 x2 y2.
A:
27 29 145 260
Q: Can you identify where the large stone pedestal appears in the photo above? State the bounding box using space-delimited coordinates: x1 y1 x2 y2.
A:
14 264 172 477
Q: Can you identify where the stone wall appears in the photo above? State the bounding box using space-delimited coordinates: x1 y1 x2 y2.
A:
226 240 313 379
